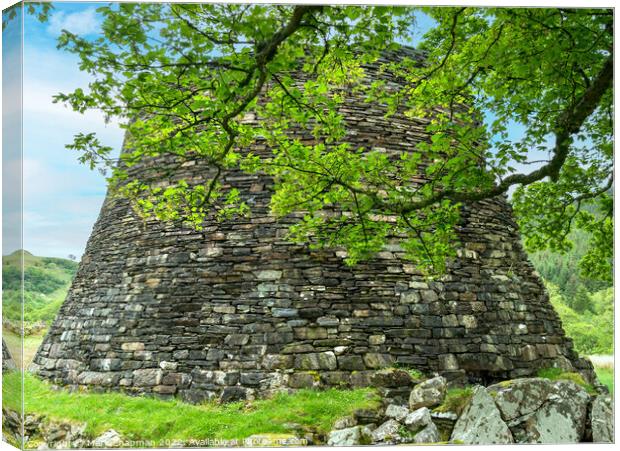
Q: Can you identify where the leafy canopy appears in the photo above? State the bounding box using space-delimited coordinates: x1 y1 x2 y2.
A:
51 4 613 278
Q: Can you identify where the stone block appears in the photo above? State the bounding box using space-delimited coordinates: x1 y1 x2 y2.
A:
91 358 122 371
298 308 323 319
159 361 178 371
224 334 250 346
220 386 248 403
261 354 294 370
133 368 163 387
161 372 191 387
179 389 217 404
240 372 267 386
320 371 351 387
272 308 298 318
295 352 337 370
153 385 177 394
255 270 282 280
288 372 317 388
317 316 340 327
350 371 374 388
337 355 366 371
77 371 120 386
213 370 240 386
371 368 413 388
294 327 328 340
362 353 394 369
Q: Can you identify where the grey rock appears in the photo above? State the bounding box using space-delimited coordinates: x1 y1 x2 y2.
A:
362 353 394 369
256 270 282 280
591 395 613 443
158 361 178 371
132 368 162 387
371 368 413 388
409 376 447 410
272 308 298 318
487 378 590 443
353 408 383 425
295 352 337 370
333 416 357 430
317 316 340 327
93 429 122 448
413 423 440 444
327 426 371 446
220 386 248 403
371 419 402 444
288 372 316 388
385 404 409 422
337 355 365 371
404 407 432 432
179 389 217 404
450 386 513 444
77 371 120 386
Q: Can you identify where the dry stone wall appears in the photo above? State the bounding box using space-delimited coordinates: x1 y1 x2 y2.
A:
2 338 17 372
31 48 592 403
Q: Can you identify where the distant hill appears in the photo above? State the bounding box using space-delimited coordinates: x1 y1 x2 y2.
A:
2 250 78 327
529 228 612 299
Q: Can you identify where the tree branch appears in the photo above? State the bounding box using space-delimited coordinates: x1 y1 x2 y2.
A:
390 53 613 213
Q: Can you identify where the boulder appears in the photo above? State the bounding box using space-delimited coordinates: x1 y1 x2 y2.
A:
353 408 382 425
409 376 446 410
413 423 440 444
332 416 357 430
591 395 614 443
93 429 122 448
404 407 433 433
371 419 402 444
487 378 590 443
327 426 371 446
430 411 458 443
402 406 441 444
384 404 409 422
486 378 553 421
450 386 513 444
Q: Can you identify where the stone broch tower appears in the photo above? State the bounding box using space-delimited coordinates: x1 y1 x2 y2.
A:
31 49 592 403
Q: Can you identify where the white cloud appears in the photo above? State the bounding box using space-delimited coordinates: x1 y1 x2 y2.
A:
11 35 125 258
46 8 101 37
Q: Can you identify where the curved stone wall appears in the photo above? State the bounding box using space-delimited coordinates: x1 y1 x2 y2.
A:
2 338 17 372
31 49 590 402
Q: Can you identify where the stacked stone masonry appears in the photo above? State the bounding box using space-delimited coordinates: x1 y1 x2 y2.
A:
2 338 17 372
31 48 592 403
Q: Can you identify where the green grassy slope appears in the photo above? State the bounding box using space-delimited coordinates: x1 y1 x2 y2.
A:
3 372 379 446
2 250 78 325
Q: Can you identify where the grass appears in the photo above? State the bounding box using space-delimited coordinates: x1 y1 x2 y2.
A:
536 368 597 395
405 368 425 380
433 387 474 416
594 367 614 394
391 363 426 381
2 329 45 370
2 372 380 446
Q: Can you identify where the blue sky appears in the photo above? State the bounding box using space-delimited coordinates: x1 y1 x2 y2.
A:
2 2 23 257
3 2 124 258
3 1 532 259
